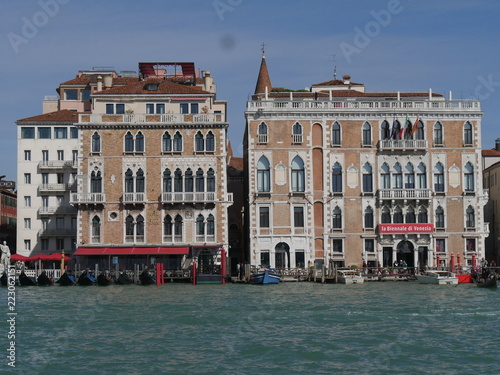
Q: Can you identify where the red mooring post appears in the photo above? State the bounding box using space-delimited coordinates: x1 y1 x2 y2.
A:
156 263 160 286
221 248 226 284
192 262 197 285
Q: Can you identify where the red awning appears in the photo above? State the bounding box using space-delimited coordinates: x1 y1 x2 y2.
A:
74 247 190 256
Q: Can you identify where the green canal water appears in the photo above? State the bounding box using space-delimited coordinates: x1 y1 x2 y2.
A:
1 282 499 375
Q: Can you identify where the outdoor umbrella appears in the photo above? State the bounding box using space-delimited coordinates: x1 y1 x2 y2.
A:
10 254 30 262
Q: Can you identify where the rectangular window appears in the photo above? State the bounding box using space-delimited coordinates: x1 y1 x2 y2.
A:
56 238 64 251
191 103 199 114
81 90 91 101
436 238 446 253
64 89 78 100
180 103 189 114
41 239 48 251
24 196 31 207
72 150 78 163
365 239 375 252
70 127 78 139
294 206 304 227
106 104 114 114
42 150 49 161
38 127 51 139
21 127 35 139
24 218 31 229
57 150 64 160
56 217 64 229
57 173 64 184
180 103 199 114
332 239 343 253
259 207 270 228
42 173 49 184
295 251 305 268
24 150 31 161
54 127 67 139
260 251 270 268
24 240 31 251
24 173 31 184
146 104 154 114
116 103 125 114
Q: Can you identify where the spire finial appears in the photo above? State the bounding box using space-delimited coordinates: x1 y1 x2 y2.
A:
261 42 266 56
330 54 337 79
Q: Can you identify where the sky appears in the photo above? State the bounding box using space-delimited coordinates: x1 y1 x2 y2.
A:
1 0 500 184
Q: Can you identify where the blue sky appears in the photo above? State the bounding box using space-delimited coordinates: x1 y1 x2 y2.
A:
1 0 500 184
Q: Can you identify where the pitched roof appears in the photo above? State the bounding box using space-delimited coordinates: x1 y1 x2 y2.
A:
94 77 210 95
312 79 364 86
17 110 79 124
254 56 272 95
482 149 500 157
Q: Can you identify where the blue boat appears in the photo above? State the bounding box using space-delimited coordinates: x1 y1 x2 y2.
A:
250 269 281 284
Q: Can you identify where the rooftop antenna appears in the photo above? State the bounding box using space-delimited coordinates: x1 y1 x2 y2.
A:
330 54 337 80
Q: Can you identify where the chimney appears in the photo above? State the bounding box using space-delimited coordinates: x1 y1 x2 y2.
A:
203 71 214 93
103 74 113 88
496 138 500 151
97 75 103 91
342 75 351 85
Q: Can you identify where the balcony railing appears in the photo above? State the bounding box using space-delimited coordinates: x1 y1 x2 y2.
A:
39 183 76 193
247 99 481 112
378 139 428 150
39 228 76 237
38 206 77 215
79 113 224 124
292 134 303 144
257 134 268 144
378 189 432 199
38 160 77 169
162 192 216 203
70 193 106 204
123 192 146 203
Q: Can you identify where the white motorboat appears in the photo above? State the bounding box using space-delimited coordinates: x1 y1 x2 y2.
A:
415 270 458 285
337 269 364 284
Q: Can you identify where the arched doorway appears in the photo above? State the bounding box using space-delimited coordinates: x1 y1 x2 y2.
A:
275 242 290 269
396 240 415 267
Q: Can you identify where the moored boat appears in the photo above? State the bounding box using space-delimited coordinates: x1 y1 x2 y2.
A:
116 272 134 285
97 272 113 286
415 270 458 285
474 274 497 288
37 271 54 286
57 271 76 286
19 271 37 286
0 271 7 286
250 268 281 284
77 271 95 286
337 269 365 284
139 269 155 285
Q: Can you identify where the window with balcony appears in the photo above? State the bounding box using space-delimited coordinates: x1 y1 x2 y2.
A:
332 162 342 193
415 120 424 140
466 206 475 228
91 170 102 193
196 168 204 192
416 163 427 189
464 162 474 192
362 122 372 146
57 150 64 161
332 206 342 229
125 214 144 243
435 206 445 228
291 156 305 192
292 122 303 144
259 207 270 228
207 169 215 192
136 169 145 193
163 169 172 192
164 215 173 242
146 103 165 114
381 120 390 140
125 169 134 193
463 122 473 146
434 122 443 145
364 206 374 229
180 103 199 114
42 150 49 161
184 169 194 193
362 163 373 193
381 163 391 189
92 132 101 153
258 122 268 144
404 163 415 189
257 156 270 193
162 132 172 152
393 163 402 189
174 169 183 192
332 122 341 146
106 103 125 114
434 163 445 192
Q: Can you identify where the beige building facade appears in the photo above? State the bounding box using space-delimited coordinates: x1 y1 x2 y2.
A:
245 56 489 270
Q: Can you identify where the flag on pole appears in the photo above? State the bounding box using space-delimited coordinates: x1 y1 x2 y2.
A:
410 116 420 137
399 115 408 139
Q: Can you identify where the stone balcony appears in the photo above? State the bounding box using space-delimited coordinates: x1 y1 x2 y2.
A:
79 113 225 125
378 189 432 200
70 193 106 204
